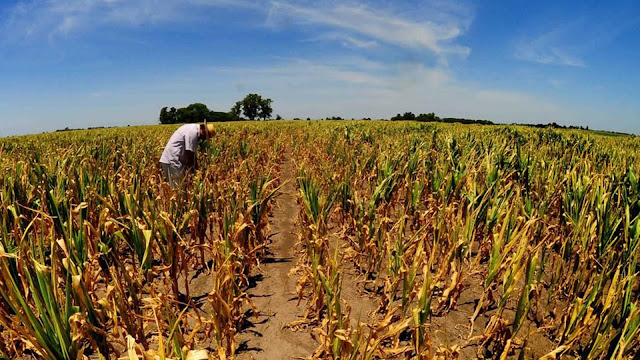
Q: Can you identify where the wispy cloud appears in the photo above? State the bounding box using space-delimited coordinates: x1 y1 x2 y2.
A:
2 52 635 137
338 35 378 49
266 1 472 58
1 0 255 40
306 32 378 49
514 22 587 67
178 56 579 126
516 44 585 67
2 0 473 63
209 57 391 88
514 4 639 67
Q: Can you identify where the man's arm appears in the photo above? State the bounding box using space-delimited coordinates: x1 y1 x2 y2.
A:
184 126 199 172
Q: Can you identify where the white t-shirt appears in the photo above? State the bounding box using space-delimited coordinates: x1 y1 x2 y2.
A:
159 124 200 170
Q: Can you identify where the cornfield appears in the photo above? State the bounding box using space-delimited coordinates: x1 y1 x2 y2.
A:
0 121 639 359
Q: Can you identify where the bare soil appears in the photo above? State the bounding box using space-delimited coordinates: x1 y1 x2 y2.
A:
235 154 317 360
178 152 557 359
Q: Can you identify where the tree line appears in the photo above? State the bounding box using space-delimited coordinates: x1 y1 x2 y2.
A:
158 99 608 135
390 112 494 125
159 93 273 124
518 122 589 130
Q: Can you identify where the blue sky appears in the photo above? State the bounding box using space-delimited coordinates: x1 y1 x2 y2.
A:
0 0 639 137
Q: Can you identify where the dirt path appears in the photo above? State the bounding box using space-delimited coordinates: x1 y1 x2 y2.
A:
236 154 316 360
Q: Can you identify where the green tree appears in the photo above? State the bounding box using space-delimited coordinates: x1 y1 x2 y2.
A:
176 103 211 123
402 112 416 120
259 98 273 120
210 111 238 122
241 94 261 120
159 106 181 124
390 113 411 121
160 103 241 123
231 102 242 119
233 93 273 121
416 112 438 122
169 107 178 123
159 107 171 124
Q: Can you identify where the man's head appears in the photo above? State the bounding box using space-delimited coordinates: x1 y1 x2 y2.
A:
199 122 215 140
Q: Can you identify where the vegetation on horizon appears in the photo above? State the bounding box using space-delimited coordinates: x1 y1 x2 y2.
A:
160 94 274 124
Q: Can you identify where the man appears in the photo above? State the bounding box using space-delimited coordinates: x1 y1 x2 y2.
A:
160 121 215 188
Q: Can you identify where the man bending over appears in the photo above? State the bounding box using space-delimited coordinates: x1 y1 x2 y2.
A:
159 122 214 188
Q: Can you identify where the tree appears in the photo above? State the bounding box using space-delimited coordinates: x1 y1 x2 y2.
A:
241 94 261 120
159 106 180 124
169 107 177 123
158 98 271 124
403 112 416 120
159 107 171 124
210 111 238 122
176 103 211 123
231 102 242 119
391 112 416 121
159 103 210 124
416 112 438 122
232 93 273 121
259 98 273 120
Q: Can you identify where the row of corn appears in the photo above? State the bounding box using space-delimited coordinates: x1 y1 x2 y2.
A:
0 124 285 359
1 121 638 359
289 122 639 359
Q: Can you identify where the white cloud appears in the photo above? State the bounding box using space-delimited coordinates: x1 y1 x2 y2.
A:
515 38 585 67
266 1 471 58
514 2 640 69
1 54 636 137
210 58 390 88
1 0 255 39
306 32 378 49
513 17 592 67
174 57 582 126
339 35 377 49
513 10 638 68
3 0 472 63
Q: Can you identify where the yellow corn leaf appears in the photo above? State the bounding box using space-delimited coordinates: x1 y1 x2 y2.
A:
539 345 569 359
603 267 620 311
126 335 139 360
185 350 209 360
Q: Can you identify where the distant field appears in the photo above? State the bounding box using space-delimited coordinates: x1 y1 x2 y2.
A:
589 129 633 137
0 121 639 359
